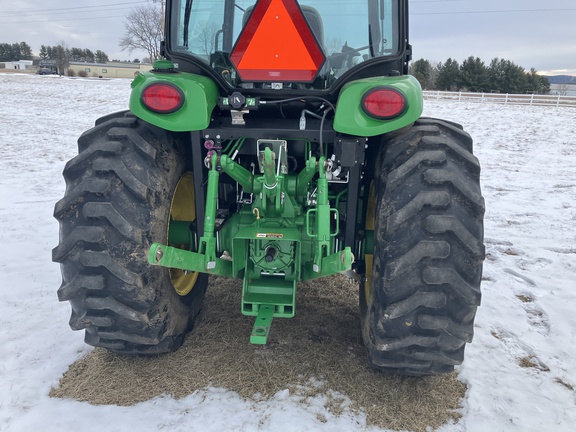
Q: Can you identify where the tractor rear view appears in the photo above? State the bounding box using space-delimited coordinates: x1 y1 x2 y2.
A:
54 0 484 375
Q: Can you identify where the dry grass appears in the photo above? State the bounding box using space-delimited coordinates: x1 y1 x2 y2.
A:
518 356 538 368
51 275 466 432
516 294 534 303
518 356 550 372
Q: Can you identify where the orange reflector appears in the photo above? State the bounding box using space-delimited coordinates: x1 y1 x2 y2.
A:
141 83 184 113
361 87 408 120
230 0 325 82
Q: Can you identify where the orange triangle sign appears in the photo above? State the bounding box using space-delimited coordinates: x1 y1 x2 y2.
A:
230 0 325 82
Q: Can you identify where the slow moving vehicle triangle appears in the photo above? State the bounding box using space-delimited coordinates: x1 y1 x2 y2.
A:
230 0 325 82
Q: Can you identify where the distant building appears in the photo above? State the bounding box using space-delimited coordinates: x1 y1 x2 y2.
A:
0 60 34 70
67 62 153 79
1 60 153 78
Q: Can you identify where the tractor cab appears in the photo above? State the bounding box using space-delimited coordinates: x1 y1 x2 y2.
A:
166 0 409 94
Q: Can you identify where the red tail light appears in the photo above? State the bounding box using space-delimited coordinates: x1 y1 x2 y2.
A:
361 87 407 120
141 83 184 113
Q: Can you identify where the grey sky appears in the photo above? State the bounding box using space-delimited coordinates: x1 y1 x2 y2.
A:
1 0 575 75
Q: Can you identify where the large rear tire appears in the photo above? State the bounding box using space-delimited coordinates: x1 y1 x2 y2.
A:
53 111 208 354
361 117 485 375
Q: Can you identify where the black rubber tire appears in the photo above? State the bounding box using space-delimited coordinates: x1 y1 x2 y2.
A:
361 117 485 375
53 111 208 354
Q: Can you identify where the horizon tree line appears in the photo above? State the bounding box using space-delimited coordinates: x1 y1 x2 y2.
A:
410 56 551 94
0 39 553 95
1 41 110 63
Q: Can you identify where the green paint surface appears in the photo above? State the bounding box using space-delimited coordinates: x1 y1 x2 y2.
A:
130 71 218 131
333 75 423 136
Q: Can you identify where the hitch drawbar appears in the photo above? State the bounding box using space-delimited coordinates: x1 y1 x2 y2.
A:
148 151 354 344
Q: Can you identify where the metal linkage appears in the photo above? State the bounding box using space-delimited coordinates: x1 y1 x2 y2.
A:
148 145 354 344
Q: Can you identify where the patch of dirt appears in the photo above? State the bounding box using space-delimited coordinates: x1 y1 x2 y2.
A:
555 377 574 391
491 330 503 340
51 275 466 432
516 294 534 303
518 356 550 372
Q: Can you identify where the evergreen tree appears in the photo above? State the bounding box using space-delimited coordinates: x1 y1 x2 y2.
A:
10 43 22 61
95 50 109 63
488 58 506 92
525 69 550 94
488 58 527 93
39 45 49 60
410 59 435 89
70 47 84 61
84 49 95 63
538 74 551 94
459 56 489 92
10 43 21 59
436 58 460 91
18 42 33 60
0 42 31 61
0 43 11 61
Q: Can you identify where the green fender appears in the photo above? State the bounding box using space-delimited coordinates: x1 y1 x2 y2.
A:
333 75 423 137
129 70 219 132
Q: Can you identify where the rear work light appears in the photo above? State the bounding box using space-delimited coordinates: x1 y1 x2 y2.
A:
141 82 184 113
361 87 407 120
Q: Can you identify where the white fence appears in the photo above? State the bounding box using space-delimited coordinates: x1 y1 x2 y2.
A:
423 90 576 108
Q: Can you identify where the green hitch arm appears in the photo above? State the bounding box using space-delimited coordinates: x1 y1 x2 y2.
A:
295 157 317 197
262 147 277 196
313 157 332 273
197 155 220 268
303 247 354 280
148 243 233 276
220 155 254 193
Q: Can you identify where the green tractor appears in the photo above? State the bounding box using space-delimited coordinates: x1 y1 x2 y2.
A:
54 0 484 375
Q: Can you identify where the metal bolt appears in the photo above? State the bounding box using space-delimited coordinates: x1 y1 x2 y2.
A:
155 248 163 262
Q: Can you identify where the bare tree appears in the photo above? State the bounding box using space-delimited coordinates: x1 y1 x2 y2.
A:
151 0 166 33
324 37 344 56
152 0 166 34
557 83 569 96
53 42 70 76
120 3 163 62
194 21 219 56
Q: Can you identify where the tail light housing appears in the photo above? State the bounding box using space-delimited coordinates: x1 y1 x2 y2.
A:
361 87 407 120
141 82 184 113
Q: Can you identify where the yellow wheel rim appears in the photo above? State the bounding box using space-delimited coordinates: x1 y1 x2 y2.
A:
168 172 199 296
363 181 376 305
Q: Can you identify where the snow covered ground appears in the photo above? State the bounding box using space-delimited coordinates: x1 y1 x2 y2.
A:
1 73 575 431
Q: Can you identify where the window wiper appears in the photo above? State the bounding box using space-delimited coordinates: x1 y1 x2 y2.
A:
368 0 381 57
368 24 375 58
183 0 193 47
